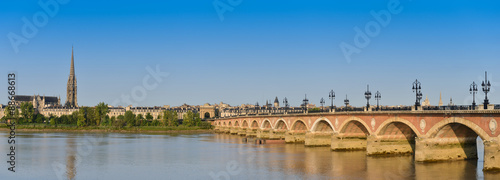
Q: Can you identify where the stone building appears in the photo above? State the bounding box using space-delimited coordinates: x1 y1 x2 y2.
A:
13 95 61 109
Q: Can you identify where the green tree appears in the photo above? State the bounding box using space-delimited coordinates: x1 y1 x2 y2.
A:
95 102 109 126
115 115 125 128
162 110 178 126
14 109 20 123
136 114 144 126
20 102 35 123
77 107 88 127
49 114 57 125
34 114 45 123
194 113 202 126
182 112 192 127
146 113 153 121
124 111 136 127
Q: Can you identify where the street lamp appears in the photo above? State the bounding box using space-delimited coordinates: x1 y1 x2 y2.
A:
482 71 491 109
364 85 372 109
320 98 325 112
412 79 423 110
375 91 381 110
283 97 289 113
329 90 335 110
470 82 478 110
344 95 349 107
302 94 309 111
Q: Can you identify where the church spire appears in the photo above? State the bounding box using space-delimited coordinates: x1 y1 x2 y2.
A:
66 46 78 107
70 46 75 76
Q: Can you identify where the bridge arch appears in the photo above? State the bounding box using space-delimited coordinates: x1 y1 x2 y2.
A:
274 119 289 131
310 117 335 132
261 119 273 129
375 117 422 138
234 120 239 127
242 120 249 128
250 120 259 129
338 117 372 136
290 119 309 131
427 117 490 140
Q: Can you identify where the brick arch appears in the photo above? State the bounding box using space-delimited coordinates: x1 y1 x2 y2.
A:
242 120 249 128
261 119 273 129
223 122 226 126
310 117 335 132
250 120 259 129
338 117 372 136
234 120 240 127
274 119 289 131
228 121 232 127
375 117 422 138
290 119 309 131
427 117 490 141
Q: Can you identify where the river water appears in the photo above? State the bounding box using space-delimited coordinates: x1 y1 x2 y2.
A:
1 131 499 180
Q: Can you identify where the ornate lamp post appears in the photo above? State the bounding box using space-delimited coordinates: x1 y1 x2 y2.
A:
344 95 349 107
320 98 325 112
482 71 491 109
412 79 423 110
329 90 335 110
364 85 372 109
470 82 478 110
302 94 309 112
283 97 289 113
375 91 381 110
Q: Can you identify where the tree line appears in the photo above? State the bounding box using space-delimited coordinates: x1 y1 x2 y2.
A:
2 102 210 128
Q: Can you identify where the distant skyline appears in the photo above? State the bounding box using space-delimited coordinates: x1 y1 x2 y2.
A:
1 0 499 107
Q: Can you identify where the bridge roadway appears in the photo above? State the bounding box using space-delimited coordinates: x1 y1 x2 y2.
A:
212 110 500 171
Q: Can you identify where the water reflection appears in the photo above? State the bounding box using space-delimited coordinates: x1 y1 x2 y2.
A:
1 132 500 180
211 133 500 180
66 137 76 180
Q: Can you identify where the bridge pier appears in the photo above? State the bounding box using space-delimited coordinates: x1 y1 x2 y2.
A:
331 134 367 151
237 128 247 136
415 137 477 162
366 135 415 156
285 131 306 144
222 127 230 133
484 138 500 171
305 132 333 147
229 127 238 134
246 128 258 137
214 126 221 133
256 129 271 139
270 130 286 140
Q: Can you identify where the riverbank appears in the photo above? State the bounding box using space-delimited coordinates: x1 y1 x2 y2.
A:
0 123 213 134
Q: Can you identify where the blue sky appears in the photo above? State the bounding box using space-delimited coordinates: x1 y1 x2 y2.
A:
1 0 499 107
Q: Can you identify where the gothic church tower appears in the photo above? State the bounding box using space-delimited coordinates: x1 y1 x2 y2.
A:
65 46 78 107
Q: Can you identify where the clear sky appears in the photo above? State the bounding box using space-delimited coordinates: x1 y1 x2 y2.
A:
1 0 499 107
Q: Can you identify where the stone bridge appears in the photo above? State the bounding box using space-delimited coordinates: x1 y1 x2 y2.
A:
212 110 500 171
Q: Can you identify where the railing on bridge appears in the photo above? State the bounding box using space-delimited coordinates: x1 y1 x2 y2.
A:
216 104 500 119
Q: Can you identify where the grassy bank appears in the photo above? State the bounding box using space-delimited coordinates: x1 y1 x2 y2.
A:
0 123 214 133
